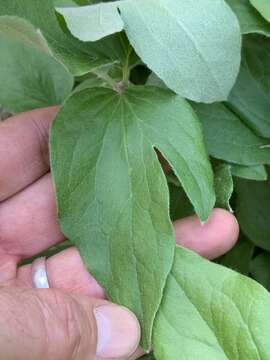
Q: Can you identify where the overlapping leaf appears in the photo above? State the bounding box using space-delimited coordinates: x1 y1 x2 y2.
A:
214 164 233 211
0 0 123 75
0 16 73 112
50 85 215 348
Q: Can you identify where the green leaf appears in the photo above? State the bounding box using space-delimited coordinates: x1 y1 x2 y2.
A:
217 236 254 275
140 354 155 360
0 15 51 52
250 253 270 290
236 173 270 250
250 0 270 23
231 164 267 181
56 2 124 42
0 0 120 75
226 0 270 36
153 246 270 359
193 102 270 166
214 164 233 211
50 86 215 348
119 0 241 103
0 17 73 113
227 35 270 139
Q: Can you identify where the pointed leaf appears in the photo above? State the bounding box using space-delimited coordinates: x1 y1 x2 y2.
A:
56 2 124 41
154 246 270 359
0 0 122 75
193 102 270 166
119 0 241 103
50 86 215 348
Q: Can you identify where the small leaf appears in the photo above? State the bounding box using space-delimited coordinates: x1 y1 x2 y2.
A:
217 236 254 275
214 164 234 211
193 102 270 166
50 86 215 348
231 164 267 181
250 253 270 290
0 17 73 113
227 35 270 139
250 0 270 23
119 0 241 103
226 0 270 36
153 246 270 359
236 173 270 250
56 2 124 42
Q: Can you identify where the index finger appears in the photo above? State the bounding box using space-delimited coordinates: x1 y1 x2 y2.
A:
0 106 58 201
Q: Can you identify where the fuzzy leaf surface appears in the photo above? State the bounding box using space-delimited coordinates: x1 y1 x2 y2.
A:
0 17 73 112
56 1 124 41
50 86 215 348
119 0 241 103
154 246 270 359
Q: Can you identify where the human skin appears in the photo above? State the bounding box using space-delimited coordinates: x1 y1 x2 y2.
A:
0 107 239 359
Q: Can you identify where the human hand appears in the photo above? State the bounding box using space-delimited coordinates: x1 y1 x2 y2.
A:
0 107 239 359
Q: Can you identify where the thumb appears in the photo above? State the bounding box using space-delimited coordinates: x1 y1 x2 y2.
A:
0 288 140 360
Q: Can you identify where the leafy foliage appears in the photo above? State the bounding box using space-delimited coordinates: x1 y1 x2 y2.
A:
1 0 270 358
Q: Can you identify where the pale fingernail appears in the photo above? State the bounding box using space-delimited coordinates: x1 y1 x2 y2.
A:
94 304 140 358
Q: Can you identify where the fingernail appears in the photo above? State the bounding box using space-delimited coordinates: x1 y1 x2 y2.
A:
94 304 140 358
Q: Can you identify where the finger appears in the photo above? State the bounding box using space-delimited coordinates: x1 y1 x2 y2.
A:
0 287 140 360
0 106 58 201
174 208 239 259
0 173 64 258
17 247 105 299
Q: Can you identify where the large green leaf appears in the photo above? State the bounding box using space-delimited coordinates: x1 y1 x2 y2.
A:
250 253 270 291
193 103 270 166
119 0 241 103
153 246 270 359
0 0 121 75
226 0 270 36
236 174 270 250
0 17 73 112
56 1 124 41
50 86 215 348
250 0 270 23
228 36 270 139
